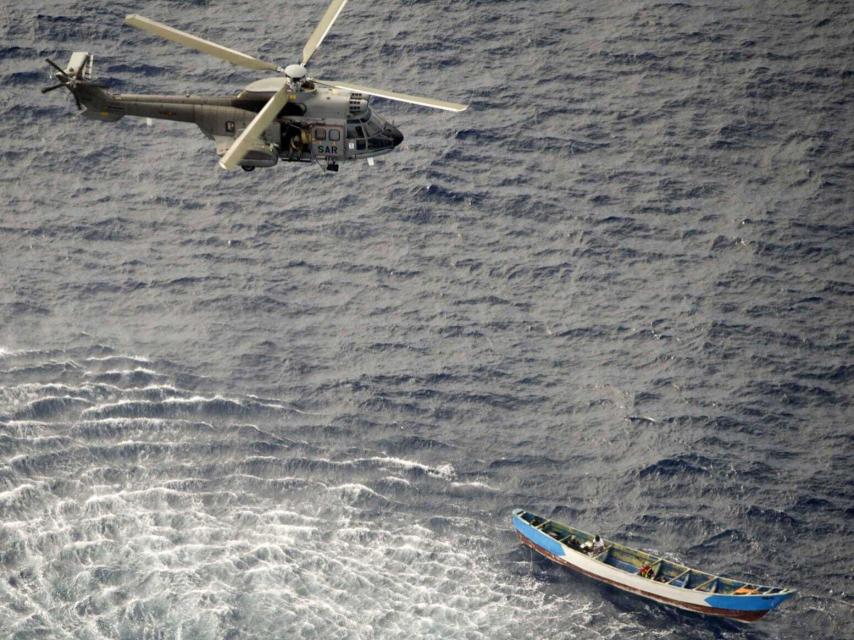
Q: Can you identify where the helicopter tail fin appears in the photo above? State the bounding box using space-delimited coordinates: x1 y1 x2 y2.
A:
65 51 94 80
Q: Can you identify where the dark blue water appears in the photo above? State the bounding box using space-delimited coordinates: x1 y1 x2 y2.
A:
1 0 852 638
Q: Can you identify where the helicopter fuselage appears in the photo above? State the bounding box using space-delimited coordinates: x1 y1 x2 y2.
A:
47 3 466 172
75 75 403 171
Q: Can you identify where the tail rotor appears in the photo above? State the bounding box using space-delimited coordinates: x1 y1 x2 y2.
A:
41 54 95 110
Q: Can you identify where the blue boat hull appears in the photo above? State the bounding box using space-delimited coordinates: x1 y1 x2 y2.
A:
513 512 794 622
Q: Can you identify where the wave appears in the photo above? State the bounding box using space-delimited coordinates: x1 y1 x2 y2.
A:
82 368 169 386
329 483 391 508
0 482 47 517
11 395 93 420
363 456 456 481
637 454 715 478
81 395 299 420
68 417 215 440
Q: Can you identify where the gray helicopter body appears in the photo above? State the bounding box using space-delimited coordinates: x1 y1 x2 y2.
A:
75 69 402 170
44 1 465 173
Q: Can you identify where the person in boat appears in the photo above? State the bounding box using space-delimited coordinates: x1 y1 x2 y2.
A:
639 562 654 578
582 535 606 554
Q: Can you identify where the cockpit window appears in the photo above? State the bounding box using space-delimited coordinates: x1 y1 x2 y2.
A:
364 120 381 136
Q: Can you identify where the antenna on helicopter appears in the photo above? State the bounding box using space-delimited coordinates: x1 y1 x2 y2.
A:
124 0 466 171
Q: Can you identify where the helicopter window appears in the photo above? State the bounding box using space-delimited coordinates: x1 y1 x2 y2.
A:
328 129 340 141
225 121 235 133
355 125 365 138
314 128 327 140
356 139 366 151
364 120 381 136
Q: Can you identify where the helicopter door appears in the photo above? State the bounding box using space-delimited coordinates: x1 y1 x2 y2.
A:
311 123 345 162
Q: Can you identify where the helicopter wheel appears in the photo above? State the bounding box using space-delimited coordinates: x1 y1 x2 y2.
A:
241 165 255 172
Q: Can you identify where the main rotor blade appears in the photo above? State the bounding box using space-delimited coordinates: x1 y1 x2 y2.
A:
315 80 468 112
301 0 348 66
41 83 65 93
219 85 291 171
125 15 280 72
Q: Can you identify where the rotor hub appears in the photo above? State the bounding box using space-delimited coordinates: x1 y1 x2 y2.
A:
284 64 307 82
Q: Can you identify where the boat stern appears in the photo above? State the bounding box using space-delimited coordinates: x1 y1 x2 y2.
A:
512 510 567 560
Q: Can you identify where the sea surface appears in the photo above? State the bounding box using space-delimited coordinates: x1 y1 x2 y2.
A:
0 1 852 638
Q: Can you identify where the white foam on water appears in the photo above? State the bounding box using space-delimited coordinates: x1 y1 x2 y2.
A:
84 355 151 364
0 347 64 360
84 367 162 376
245 393 327 416
78 394 300 420
449 480 498 493
364 456 458 481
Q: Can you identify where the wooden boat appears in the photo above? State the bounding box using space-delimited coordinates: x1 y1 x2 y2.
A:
513 509 795 622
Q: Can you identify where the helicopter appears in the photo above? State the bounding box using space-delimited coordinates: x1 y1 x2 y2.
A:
41 0 467 172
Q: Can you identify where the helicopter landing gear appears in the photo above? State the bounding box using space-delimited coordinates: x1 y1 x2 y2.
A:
241 165 255 172
326 162 339 172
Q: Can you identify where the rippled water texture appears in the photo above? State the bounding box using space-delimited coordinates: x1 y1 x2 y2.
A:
1 0 852 638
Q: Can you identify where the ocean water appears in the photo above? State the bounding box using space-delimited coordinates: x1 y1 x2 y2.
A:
0 0 852 638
